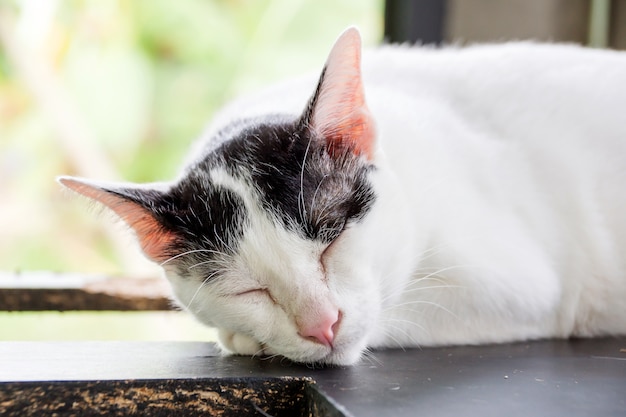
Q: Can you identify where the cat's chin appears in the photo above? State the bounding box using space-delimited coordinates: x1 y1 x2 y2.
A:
252 347 363 367
262 338 367 366
319 348 364 366
217 334 365 366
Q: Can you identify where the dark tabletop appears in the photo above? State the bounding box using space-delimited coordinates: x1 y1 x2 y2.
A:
1 337 625 416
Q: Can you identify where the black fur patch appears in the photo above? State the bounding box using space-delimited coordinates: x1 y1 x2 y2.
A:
205 116 376 243
114 179 248 276
166 177 248 254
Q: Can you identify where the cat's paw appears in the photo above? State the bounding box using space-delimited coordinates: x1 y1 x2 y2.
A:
217 328 264 356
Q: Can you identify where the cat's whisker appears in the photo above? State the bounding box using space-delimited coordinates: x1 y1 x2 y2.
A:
381 242 450 270
214 226 238 255
187 258 232 271
407 275 449 288
376 244 477 300
394 233 487 270
404 271 450 284
184 270 224 310
414 263 479 282
298 136 314 223
379 266 443 301
313 198 340 232
251 345 271 360
310 174 330 217
396 284 462 295
381 264 477 304
382 321 424 349
260 353 282 362
360 348 382 366
159 249 223 266
380 328 408 351
399 269 467 289
369 319 410 351
382 317 427 333
386 299 458 320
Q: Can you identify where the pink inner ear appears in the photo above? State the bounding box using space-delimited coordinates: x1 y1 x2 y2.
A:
109 202 176 263
310 28 376 159
59 177 175 262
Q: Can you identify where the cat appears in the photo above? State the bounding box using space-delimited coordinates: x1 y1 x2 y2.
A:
59 27 626 366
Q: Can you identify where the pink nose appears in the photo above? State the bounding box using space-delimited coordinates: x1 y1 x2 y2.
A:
298 309 341 348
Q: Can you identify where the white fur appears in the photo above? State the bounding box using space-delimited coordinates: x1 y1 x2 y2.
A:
173 40 626 365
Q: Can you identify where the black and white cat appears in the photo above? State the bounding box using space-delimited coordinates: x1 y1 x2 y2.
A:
60 28 626 365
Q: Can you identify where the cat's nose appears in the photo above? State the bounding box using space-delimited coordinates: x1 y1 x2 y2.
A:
298 309 341 348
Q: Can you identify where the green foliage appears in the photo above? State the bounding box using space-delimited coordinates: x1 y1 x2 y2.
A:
0 0 383 274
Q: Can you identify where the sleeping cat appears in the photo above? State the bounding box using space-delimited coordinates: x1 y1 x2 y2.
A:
59 28 626 365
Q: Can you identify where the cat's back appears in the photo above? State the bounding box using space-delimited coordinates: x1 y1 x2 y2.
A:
364 42 626 140
364 41 626 102
365 42 626 339
208 41 626 138
364 42 626 193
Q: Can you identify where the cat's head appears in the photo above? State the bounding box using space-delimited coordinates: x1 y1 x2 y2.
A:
60 28 405 365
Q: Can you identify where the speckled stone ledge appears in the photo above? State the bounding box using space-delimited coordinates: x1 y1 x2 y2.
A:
0 377 343 417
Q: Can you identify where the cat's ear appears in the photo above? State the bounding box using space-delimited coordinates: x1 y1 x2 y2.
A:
58 176 177 263
301 27 376 159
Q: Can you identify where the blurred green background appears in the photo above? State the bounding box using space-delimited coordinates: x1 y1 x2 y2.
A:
0 0 383 276
0 0 382 341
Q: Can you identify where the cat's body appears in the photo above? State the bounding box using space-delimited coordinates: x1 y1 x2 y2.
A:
61 29 626 365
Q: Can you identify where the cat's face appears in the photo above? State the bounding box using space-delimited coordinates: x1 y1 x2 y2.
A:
161 115 379 365
60 28 393 365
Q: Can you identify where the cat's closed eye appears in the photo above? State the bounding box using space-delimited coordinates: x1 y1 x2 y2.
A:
234 288 277 305
235 288 269 297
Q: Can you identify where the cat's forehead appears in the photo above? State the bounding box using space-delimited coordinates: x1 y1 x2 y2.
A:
193 115 299 167
213 115 308 171
233 118 373 238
